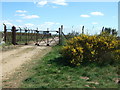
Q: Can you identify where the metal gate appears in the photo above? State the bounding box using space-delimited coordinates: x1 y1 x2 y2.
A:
3 24 63 46
35 29 59 46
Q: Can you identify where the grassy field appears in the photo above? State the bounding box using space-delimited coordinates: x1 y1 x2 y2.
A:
20 45 119 88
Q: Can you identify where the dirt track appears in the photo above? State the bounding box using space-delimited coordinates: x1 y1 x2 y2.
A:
0 37 59 87
2 45 47 78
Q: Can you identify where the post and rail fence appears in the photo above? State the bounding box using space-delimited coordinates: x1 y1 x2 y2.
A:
3 24 119 46
3 24 65 46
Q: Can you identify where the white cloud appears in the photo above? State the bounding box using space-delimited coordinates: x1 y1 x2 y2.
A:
37 0 67 7
38 1 48 6
16 10 27 13
15 13 40 19
92 22 98 24
80 15 90 18
90 12 104 16
23 15 40 19
16 20 22 22
52 0 67 6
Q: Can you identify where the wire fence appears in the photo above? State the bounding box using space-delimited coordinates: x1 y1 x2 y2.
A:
3 24 65 46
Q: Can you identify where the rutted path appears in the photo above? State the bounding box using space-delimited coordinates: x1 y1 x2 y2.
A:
2 45 47 78
0 37 59 87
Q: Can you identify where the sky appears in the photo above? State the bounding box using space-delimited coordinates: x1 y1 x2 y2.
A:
0 0 119 35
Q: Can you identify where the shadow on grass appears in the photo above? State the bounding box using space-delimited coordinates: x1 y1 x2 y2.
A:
48 56 70 67
48 56 94 68
47 55 119 68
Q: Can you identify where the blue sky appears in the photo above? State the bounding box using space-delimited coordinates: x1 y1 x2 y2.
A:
0 1 118 35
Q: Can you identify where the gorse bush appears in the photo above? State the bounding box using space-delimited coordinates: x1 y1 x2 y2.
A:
61 34 120 66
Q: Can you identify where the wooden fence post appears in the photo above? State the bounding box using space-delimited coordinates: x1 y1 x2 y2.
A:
46 28 49 46
60 25 63 45
35 28 39 45
19 27 22 42
59 28 61 45
25 28 28 45
82 26 84 34
3 24 7 43
102 27 104 32
12 26 16 45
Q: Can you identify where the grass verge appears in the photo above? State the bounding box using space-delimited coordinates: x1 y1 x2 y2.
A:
21 45 119 88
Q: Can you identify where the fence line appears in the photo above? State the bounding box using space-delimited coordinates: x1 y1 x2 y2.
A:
3 24 64 46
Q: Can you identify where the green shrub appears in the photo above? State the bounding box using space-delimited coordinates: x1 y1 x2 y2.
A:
61 34 120 66
112 49 120 63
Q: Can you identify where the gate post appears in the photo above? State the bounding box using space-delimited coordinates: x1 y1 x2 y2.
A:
19 27 22 42
59 28 61 45
35 28 39 45
3 24 7 43
12 26 16 45
60 25 63 45
46 28 49 46
82 26 84 34
102 27 104 32
58 25 63 45
25 28 28 45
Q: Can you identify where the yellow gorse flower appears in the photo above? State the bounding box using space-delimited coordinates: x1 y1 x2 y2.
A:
61 34 120 66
